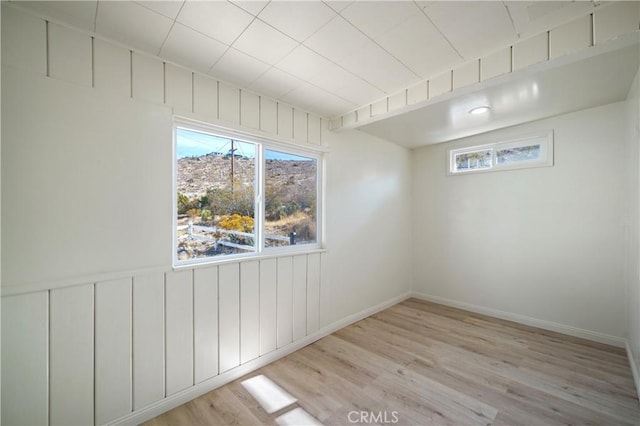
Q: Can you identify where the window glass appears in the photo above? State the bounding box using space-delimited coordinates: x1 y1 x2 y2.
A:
265 150 318 248
176 128 256 261
453 149 492 172
496 144 541 164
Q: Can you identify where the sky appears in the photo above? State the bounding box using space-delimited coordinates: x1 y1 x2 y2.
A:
177 128 313 162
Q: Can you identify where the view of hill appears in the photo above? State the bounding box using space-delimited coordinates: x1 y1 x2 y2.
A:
176 153 317 259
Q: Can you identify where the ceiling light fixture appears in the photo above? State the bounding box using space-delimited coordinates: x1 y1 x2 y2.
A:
469 106 491 115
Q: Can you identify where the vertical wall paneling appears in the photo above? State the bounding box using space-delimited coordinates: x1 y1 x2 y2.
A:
481 47 511 81
594 1 640 44
50 284 94 426
259 258 278 355
240 261 260 363
319 252 331 328
293 109 308 144
342 111 357 127
430 71 452 98
93 38 131 98
356 106 370 123
1 292 49 426
95 278 132 425
48 22 92 87
389 90 407 111
278 103 294 140
1 5 47 74
513 32 548 71
193 74 219 122
165 270 194 396
241 90 260 130
407 81 429 105
306 253 321 335
193 267 219 383
219 82 240 124
308 114 322 146
165 63 193 114
292 255 308 341
260 97 278 134
371 98 389 116
132 272 165 410
277 257 294 348
453 60 480 90
219 264 241 373
131 52 164 104
549 14 593 58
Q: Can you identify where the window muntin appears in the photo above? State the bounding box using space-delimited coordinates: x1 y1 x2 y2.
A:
265 149 317 248
449 132 553 175
174 124 321 266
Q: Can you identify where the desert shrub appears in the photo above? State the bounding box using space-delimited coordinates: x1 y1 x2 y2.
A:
177 192 195 214
186 208 201 218
218 214 254 233
200 209 212 221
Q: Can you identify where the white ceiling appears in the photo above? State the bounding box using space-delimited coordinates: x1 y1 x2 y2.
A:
11 0 605 118
359 42 640 147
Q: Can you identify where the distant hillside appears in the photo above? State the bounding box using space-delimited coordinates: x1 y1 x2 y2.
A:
177 154 316 198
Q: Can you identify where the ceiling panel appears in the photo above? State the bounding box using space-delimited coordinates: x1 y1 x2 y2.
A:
210 48 271 87
424 1 518 60
505 1 596 39
339 41 419 93
160 23 228 73
307 61 385 105
232 19 299 65
276 45 333 81
303 15 370 64
176 0 254 45
281 82 356 117
134 1 184 20
257 1 336 42
375 12 462 78
324 1 353 14
340 1 421 40
248 67 304 100
12 0 97 32
229 0 269 16
96 1 173 54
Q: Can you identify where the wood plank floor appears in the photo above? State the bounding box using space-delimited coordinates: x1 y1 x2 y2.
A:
144 299 640 425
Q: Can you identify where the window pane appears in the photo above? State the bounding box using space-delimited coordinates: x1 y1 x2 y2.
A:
265 150 317 247
176 128 256 260
496 144 541 164
454 149 492 172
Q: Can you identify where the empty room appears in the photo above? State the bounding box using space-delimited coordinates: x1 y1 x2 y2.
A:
2 0 640 425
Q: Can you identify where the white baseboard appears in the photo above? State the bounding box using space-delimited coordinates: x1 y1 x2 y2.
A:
109 292 411 426
410 292 626 348
626 340 640 402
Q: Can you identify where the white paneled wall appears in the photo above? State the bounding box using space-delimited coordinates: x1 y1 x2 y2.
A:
1 6 330 425
1 5 323 150
1 254 323 425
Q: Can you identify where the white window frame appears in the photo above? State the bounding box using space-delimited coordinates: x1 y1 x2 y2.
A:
448 131 554 175
173 117 324 268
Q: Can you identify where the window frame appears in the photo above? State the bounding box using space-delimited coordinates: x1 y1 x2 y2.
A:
448 131 554 175
173 118 324 268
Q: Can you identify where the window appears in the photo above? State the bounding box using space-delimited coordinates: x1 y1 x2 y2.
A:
449 132 553 175
174 122 321 266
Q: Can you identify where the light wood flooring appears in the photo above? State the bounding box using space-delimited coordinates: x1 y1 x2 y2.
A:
144 298 640 425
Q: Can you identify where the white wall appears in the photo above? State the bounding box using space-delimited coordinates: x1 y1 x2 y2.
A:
626 67 640 391
412 101 629 343
0 5 412 425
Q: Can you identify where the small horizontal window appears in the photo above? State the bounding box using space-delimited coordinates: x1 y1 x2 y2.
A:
448 132 553 175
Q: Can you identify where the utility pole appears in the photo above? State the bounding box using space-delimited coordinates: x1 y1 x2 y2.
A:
229 140 238 195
